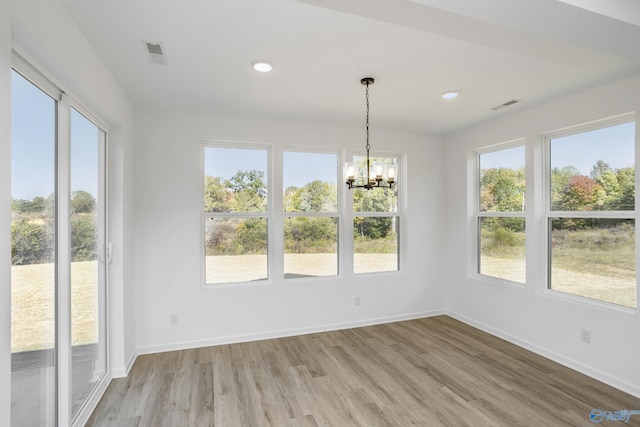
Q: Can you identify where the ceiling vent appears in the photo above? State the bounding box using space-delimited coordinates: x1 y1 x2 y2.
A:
143 41 168 65
491 99 520 111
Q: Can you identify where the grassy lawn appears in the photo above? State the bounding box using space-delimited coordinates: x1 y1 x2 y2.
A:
205 253 398 283
482 226 636 308
11 261 99 353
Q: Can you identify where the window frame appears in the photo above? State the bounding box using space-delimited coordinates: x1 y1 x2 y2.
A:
349 150 403 276
542 113 637 311
201 140 273 287
473 139 527 286
11 51 112 427
281 146 341 281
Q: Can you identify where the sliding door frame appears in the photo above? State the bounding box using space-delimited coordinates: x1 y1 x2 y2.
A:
11 52 111 427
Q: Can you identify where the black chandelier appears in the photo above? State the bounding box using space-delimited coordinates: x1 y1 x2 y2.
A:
344 77 396 190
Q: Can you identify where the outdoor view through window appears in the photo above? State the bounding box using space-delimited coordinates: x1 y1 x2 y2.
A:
203 147 403 283
353 155 399 274
204 146 269 284
11 69 107 425
283 151 338 279
478 145 526 283
548 121 636 308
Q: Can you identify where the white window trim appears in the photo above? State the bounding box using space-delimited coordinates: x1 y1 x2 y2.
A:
349 150 405 276
201 140 273 288
201 144 407 284
282 146 342 281
541 113 637 312
471 139 527 286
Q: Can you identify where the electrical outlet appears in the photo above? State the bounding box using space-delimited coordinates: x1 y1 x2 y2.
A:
170 314 179 326
354 296 361 306
581 329 591 344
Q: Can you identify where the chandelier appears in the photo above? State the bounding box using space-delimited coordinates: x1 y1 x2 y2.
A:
344 77 396 190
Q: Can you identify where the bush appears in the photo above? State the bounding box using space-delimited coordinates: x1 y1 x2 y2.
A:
493 227 518 246
71 215 97 261
11 219 52 265
284 217 336 254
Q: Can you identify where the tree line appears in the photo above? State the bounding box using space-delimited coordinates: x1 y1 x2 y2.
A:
205 169 398 256
481 160 635 247
11 191 97 265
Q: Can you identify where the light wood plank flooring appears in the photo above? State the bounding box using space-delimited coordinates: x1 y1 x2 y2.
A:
87 316 640 426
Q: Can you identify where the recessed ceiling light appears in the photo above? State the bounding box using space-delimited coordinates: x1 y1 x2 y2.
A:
251 60 273 73
442 91 459 100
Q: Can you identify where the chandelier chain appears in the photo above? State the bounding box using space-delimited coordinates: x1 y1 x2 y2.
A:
365 82 370 153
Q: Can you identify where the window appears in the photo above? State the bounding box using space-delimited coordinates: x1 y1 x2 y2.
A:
477 143 526 283
203 145 270 284
352 154 400 274
11 67 56 427
546 118 635 308
283 150 338 278
11 61 109 426
203 146 404 281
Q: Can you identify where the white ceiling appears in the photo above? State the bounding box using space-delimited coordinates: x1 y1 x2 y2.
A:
60 0 640 135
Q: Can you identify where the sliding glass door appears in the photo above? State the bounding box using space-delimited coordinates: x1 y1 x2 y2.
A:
11 62 108 426
70 108 107 420
10 63 57 427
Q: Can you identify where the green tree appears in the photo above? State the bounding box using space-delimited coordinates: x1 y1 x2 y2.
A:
480 167 525 212
595 170 621 209
353 186 396 239
226 170 267 212
204 176 231 212
12 196 47 213
353 187 396 212
226 170 266 195
616 167 635 211
71 191 96 214
590 160 612 179
285 180 336 212
354 216 392 239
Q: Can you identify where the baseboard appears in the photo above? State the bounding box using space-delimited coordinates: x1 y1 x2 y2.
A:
137 309 446 356
111 349 138 378
446 310 640 399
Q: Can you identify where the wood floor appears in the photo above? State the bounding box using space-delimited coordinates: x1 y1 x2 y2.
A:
87 316 640 426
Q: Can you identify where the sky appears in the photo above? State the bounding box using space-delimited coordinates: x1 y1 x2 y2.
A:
480 122 635 174
11 70 101 201
204 147 337 189
550 122 634 174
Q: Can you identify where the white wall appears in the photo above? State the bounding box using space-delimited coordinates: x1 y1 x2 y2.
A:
444 75 640 397
7 0 639 418
134 111 446 353
9 0 137 379
1 0 12 423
